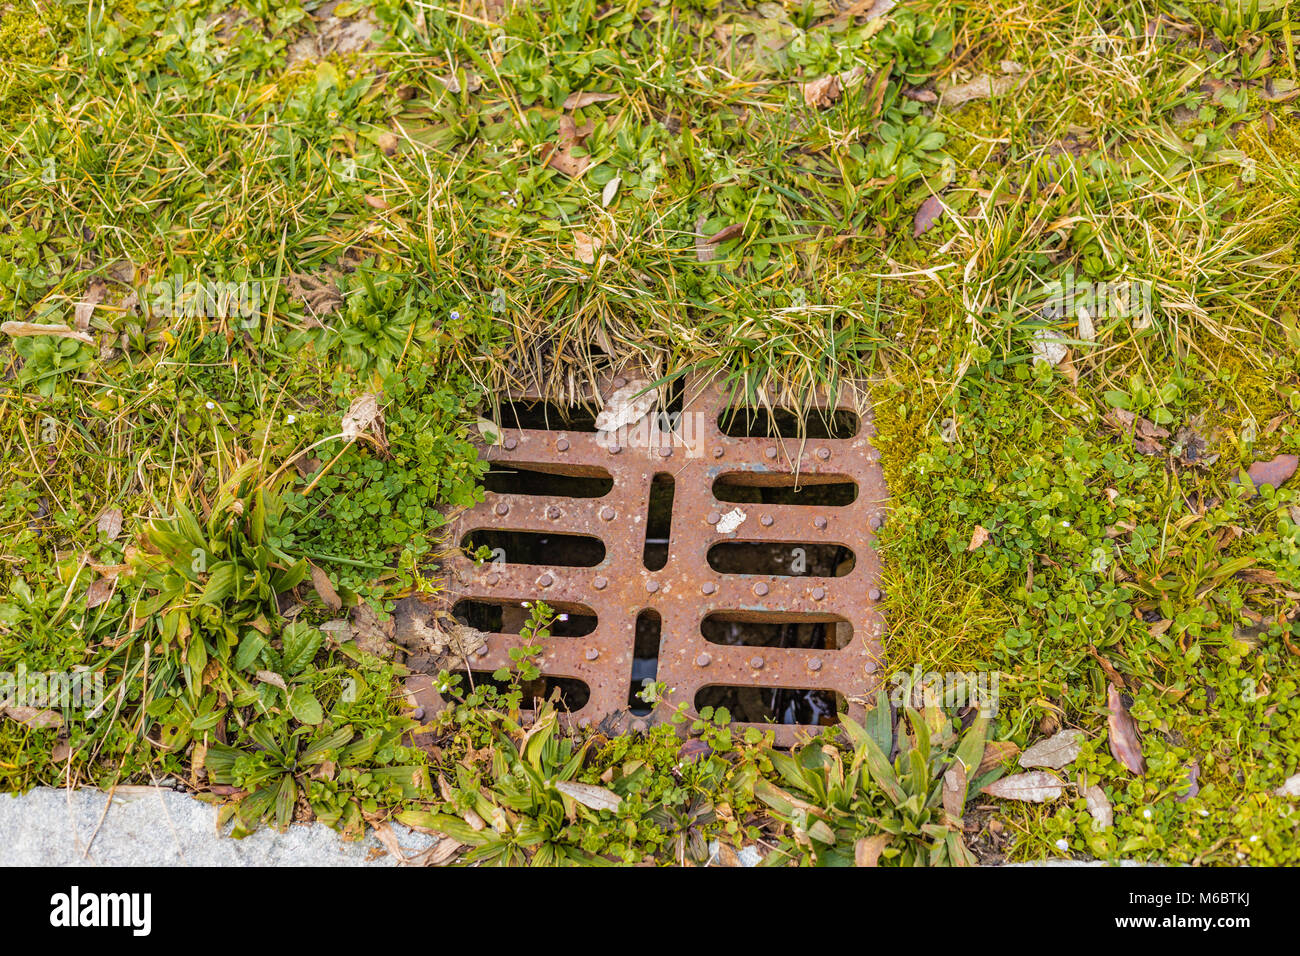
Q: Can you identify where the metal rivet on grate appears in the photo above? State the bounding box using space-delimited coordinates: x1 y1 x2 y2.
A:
406 372 887 747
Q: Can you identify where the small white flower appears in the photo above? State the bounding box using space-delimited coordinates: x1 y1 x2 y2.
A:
1198 809 1210 817
205 401 215 410
97 47 104 56
1054 838 1069 852
1142 808 1152 819
522 601 531 608
1249 835 1259 843
286 414 296 425
557 613 569 622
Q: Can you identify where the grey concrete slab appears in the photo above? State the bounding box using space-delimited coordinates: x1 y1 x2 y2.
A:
0 786 436 866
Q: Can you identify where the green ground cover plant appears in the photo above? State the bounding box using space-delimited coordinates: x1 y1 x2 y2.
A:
2 0 1299 865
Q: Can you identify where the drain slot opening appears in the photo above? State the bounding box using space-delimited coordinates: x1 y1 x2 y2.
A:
462 530 605 567
452 599 597 637
701 612 851 649
629 610 661 715
642 473 675 571
482 464 613 498
707 542 854 576
712 474 857 506
459 671 590 711
694 685 844 726
498 400 600 431
717 407 859 439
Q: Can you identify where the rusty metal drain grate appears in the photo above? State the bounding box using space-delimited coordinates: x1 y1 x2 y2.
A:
407 372 887 746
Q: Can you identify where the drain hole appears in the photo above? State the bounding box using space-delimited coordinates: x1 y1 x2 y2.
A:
629 610 661 715
459 671 590 711
643 473 675 570
701 612 851 649
712 474 857 506
498 400 599 431
717 407 859 439
482 463 614 498
694 685 844 726
706 543 854 576
462 530 606 567
452 600 597 637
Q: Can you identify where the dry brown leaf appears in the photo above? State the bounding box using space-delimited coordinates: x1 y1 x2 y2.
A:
967 524 990 551
543 115 594 178
940 73 1022 107
595 379 658 433
1106 683 1146 775
85 575 117 609
256 670 288 691
1018 729 1084 770
1 321 95 345
942 761 968 818
2 706 63 729
363 194 390 209
912 194 944 237
977 740 1020 776
1234 454 1299 494
97 508 123 541
573 230 602 264
1084 784 1112 829
980 771 1064 803
377 131 398 156
563 90 618 109
554 780 622 812
311 565 342 611
351 603 395 658
75 280 107 332
285 273 343 319
854 833 890 866
341 393 386 450
802 73 841 108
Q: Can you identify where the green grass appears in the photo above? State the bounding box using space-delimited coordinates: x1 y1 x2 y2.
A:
2 0 1300 864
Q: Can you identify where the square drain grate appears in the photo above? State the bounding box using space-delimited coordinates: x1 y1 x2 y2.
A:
407 372 887 746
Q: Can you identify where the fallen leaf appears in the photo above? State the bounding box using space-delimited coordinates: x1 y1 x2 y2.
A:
1018 729 1084 770
351 603 395 658
940 73 1022 107
704 223 744 247
716 508 747 534
85 575 117 609
595 379 658 433
75 280 107 332
285 273 343 319
563 90 618 109
976 740 1020 776
967 525 990 551
942 761 968 818
1031 328 1068 367
1274 773 1300 797
311 565 342 611
2 706 63 729
573 230 601 264
377 131 399 155
97 508 123 541
363 194 390 209
802 73 841 108
341 393 386 450
1084 785 1112 829
1233 454 1299 494
1106 683 1146 775
912 195 944 237
1 321 95 345
256 670 288 691
543 115 594 178
554 780 622 812
601 176 621 208
1087 644 1127 688
439 72 482 94
1176 761 1200 802
475 417 502 445
981 771 1065 803
854 833 890 866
